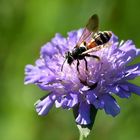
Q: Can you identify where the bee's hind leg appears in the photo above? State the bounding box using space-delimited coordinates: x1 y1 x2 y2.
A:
85 54 100 61
76 60 80 73
83 58 88 71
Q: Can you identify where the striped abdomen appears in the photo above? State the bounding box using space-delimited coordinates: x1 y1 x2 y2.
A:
87 31 112 49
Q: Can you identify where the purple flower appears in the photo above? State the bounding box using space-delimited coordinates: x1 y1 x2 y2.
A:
24 29 140 125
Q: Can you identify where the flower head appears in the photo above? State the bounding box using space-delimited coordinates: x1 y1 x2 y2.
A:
25 29 140 125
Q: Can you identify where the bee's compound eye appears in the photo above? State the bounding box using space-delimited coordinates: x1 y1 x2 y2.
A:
67 56 73 65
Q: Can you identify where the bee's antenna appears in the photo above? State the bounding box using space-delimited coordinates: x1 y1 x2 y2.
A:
61 58 67 71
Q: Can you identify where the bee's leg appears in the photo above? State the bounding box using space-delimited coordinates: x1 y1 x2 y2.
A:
79 77 98 90
83 58 88 71
61 58 67 71
85 54 100 61
89 82 98 89
77 60 80 73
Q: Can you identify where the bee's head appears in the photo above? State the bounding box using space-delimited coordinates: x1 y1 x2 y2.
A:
61 51 73 71
65 51 74 65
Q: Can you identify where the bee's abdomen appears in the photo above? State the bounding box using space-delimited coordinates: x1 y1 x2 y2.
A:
94 31 111 46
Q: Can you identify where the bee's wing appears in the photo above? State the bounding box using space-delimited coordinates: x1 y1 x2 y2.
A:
77 14 99 47
82 42 112 55
81 46 102 55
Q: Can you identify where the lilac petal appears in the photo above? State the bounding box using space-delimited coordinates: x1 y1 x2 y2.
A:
126 82 140 95
125 63 140 80
109 85 131 98
25 63 60 86
93 99 104 109
51 33 67 54
117 88 131 98
41 42 58 58
65 94 79 108
120 40 135 51
102 94 120 117
86 90 97 103
35 59 45 68
86 90 104 109
24 65 41 84
110 33 118 43
35 94 56 116
120 49 136 64
76 102 91 125
41 33 67 57
136 48 140 56
126 63 140 71
55 93 78 109
119 40 139 63
52 33 66 46
67 29 82 47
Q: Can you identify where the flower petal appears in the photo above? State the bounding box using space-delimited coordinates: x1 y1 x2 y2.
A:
120 40 135 52
51 33 68 54
41 42 58 58
102 94 120 117
55 93 79 109
35 94 56 116
126 82 140 95
110 33 118 43
125 63 140 80
24 65 41 84
67 29 83 47
86 91 104 109
109 85 131 98
76 102 91 125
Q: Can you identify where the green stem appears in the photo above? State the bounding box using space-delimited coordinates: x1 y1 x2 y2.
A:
79 132 84 140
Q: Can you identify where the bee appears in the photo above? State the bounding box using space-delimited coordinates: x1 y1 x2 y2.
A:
61 14 112 72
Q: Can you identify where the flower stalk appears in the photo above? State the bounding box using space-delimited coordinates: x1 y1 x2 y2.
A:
79 132 84 140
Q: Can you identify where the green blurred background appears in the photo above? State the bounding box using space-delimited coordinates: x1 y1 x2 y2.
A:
0 0 140 140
